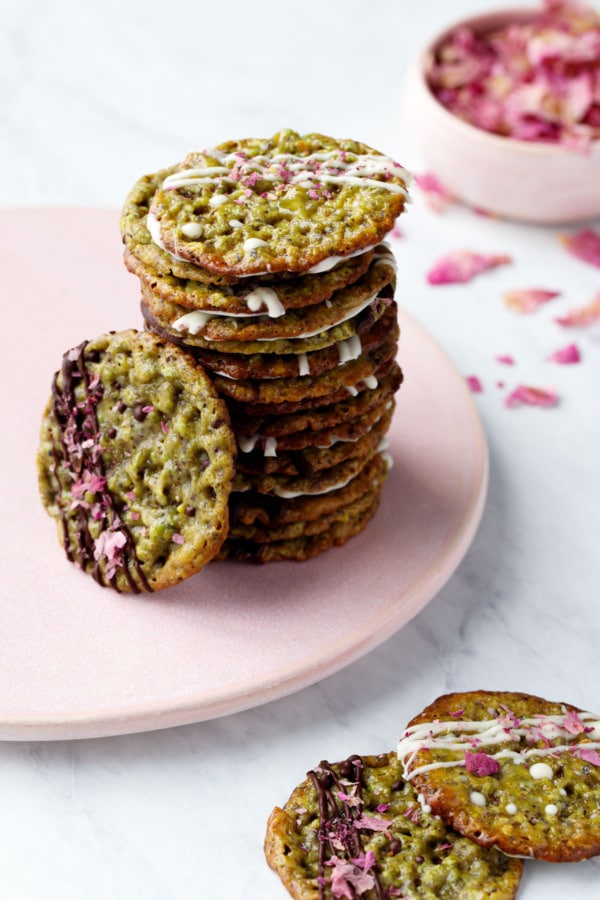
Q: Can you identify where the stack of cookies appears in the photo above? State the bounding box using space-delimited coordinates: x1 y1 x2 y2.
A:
120 130 410 562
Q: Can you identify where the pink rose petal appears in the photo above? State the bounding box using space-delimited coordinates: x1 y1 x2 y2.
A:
555 294 600 327
504 385 559 408
427 250 511 285
464 752 500 776
579 747 600 766
428 4 600 149
353 814 390 832
171 533 185 545
503 288 561 314
466 375 483 393
547 343 581 363
563 710 586 735
495 354 515 365
560 228 600 267
414 172 453 212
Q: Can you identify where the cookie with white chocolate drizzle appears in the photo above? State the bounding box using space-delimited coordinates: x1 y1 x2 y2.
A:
148 130 410 276
397 690 600 862
37 330 235 593
264 752 522 899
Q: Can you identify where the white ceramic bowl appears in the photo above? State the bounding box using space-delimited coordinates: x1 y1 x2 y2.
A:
404 7 600 224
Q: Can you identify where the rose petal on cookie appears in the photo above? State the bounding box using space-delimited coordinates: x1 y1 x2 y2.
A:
354 814 390 832
555 294 600 326
563 710 587 735
427 250 511 284
503 288 561 313
547 343 581 363
504 385 559 408
559 228 600 267
327 855 375 898
465 752 501 776
579 747 600 766
466 375 483 393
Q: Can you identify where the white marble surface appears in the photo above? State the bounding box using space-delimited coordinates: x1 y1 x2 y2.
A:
2 0 600 897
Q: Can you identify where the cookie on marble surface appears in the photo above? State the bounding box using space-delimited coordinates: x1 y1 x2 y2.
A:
264 752 523 899
37 330 235 593
147 130 410 276
397 690 600 862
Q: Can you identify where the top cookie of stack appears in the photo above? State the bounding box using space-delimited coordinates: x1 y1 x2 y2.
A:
121 130 410 563
122 129 409 279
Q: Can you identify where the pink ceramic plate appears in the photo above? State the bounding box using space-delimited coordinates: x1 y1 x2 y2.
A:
0 209 488 741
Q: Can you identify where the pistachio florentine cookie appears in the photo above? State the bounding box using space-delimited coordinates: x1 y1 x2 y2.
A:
37 330 236 593
122 131 410 562
146 130 410 276
397 690 600 862
264 752 523 899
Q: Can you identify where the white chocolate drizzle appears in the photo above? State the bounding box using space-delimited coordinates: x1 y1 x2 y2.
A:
244 286 285 317
397 710 600 781
161 148 409 197
297 353 310 376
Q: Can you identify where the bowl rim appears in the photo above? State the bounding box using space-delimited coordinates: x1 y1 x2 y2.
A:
416 4 600 155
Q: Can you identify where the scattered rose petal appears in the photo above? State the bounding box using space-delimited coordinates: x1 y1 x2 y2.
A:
466 375 483 393
555 294 600 326
547 343 581 363
560 228 600 267
465 752 500 776
142 404 154 413
504 385 559 408
390 224 404 239
495 354 515 365
414 172 453 212
171 533 184 545
427 250 511 285
579 747 600 766
503 288 561 314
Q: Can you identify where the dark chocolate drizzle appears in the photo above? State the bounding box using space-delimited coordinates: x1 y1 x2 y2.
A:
308 756 385 900
49 341 152 593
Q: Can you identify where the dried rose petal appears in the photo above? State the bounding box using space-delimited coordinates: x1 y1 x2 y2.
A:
504 385 559 408
466 375 483 393
495 354 515 365
171 533 185 545
465 752 500 776
427 250 511 285
555 294 600 326
353 814 390 832
559 229 600 267
563 710 586 734
579 747 600 766
428 2 600 149
414 172 453 212
547 343 581 363
503 288 561 314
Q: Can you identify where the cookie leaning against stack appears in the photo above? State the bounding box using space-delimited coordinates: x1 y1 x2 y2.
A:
120 129 410 562
37 330 236 593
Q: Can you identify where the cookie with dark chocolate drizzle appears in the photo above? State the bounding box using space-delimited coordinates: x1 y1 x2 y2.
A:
38 330 235 593
264 752 522 899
